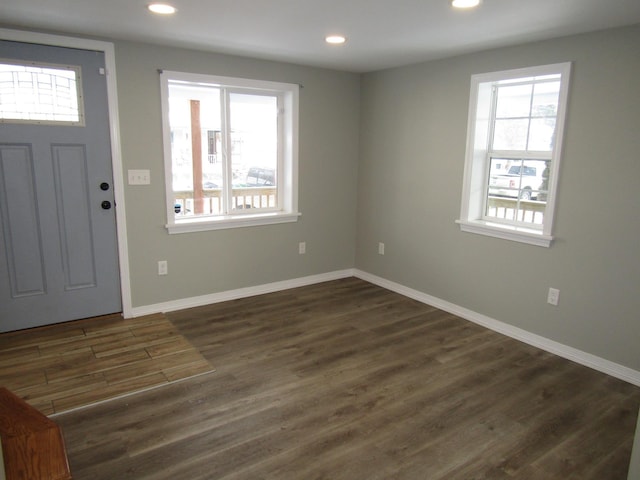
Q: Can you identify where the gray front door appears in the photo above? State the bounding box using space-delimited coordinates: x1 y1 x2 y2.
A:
0 40 121 332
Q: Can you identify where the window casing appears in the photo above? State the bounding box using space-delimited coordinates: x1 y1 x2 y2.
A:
160 71 299 233
457 63 571 247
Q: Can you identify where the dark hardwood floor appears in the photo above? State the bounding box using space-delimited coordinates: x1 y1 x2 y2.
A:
55 278 640 479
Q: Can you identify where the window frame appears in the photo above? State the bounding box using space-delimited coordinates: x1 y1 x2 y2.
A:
160 70 300 234
457 62 572 247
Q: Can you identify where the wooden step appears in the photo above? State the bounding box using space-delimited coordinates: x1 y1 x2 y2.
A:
0 388 71 480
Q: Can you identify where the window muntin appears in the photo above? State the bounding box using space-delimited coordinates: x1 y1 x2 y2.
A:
457 63 571 247
160 71 299 232
0 60 84 125
492 77 560 152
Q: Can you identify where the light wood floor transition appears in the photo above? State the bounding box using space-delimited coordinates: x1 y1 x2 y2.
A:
0 313 215 414
13 278 640 479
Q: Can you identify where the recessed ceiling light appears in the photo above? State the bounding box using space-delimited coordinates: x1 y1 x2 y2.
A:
148 3 177 15
325 35 347 45
450 0 481 8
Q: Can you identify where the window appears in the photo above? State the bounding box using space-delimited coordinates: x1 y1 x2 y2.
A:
457 63 571 247
160 71 299 233
0 60 83 125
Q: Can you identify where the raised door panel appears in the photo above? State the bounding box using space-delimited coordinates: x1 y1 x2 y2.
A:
0 144 47 297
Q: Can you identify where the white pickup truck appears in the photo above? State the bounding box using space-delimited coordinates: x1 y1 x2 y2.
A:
488 162 547 200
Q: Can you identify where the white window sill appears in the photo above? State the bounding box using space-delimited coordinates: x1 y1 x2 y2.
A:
456 219 553 247
167 211 301 234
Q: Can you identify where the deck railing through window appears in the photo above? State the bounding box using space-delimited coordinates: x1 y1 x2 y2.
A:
486 196 546 225
174 187 277 215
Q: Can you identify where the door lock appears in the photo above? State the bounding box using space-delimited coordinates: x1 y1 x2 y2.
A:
101 200 112 210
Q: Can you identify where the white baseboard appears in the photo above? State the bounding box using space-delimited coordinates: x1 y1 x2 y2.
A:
129 269 355 318
130 267 640 387
353 269 640 387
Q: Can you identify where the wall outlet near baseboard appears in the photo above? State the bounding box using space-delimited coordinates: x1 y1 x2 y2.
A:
158 260 168 275
547 287 559 306
378 242 385 255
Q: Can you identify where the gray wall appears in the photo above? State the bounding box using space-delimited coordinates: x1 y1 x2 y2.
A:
356 24 640 371
114 41 360 307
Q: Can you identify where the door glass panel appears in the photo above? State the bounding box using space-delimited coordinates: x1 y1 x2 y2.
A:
0 60 84 125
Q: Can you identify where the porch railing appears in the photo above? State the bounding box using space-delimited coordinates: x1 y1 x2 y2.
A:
486 196 546 225
174 187 276 215
174 191 544 224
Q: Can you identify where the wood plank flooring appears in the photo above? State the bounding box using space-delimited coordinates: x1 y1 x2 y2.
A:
0 313 215 414
50 278 639 479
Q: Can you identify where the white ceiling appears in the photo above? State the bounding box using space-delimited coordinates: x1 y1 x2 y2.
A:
2 0 640 73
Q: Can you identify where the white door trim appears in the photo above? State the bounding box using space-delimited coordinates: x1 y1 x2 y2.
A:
0 28 132 318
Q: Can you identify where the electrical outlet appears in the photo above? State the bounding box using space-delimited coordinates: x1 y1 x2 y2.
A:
547 287 559 306
299 242 306 255
158 260 168 276
378 242 385 255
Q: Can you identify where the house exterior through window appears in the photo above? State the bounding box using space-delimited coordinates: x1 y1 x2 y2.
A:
457 62 572 247
160 71 299 233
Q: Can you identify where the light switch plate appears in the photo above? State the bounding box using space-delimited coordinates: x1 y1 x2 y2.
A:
128 169 150 185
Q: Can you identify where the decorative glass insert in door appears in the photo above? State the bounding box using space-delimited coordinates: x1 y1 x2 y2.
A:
0 60 84 125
